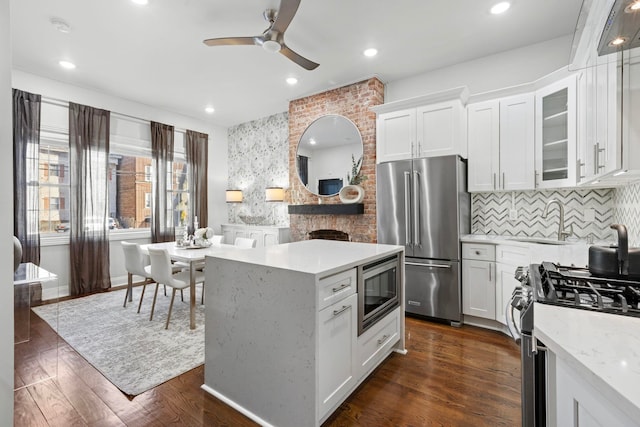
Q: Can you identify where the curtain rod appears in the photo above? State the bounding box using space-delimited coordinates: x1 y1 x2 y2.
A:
40 95 189 134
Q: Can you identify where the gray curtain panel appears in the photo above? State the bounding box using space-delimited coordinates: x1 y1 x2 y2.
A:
69 102 112 296
151 121 175 243
186 130 208 228
12 89 41 265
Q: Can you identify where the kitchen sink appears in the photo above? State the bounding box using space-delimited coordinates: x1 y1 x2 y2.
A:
507 237 574 245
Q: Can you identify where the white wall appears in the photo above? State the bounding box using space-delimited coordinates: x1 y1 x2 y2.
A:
1 0 13 423
12 71 229 296
385 35 573 102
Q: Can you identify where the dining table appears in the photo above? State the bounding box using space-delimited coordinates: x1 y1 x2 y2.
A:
140 241 242 330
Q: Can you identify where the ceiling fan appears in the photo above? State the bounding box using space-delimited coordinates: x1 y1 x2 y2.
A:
203 0 319 70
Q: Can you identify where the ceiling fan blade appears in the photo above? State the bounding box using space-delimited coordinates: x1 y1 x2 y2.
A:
203 37 257 47
271 0 301 34
280 45 319 70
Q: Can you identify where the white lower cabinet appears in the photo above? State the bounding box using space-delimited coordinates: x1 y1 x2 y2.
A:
462 243 496 320
462 243 529 327
356 307 401 380
318 292 358 420
551 352 637 427
220 224 290 247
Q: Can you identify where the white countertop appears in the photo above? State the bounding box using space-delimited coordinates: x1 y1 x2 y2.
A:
534 303 640 421
461 234 593 267
206 239 404 276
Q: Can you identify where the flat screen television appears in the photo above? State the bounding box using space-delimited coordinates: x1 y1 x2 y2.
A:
318 178 343 195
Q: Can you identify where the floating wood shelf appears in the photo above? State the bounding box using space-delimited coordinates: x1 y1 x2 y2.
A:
287 203 364 215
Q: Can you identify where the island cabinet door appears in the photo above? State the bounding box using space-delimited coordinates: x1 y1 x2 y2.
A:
318 292 358 420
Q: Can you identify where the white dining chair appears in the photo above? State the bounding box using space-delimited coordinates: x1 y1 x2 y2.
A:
121 241 154 309
234 237 257 248
147 248 205 329
210 235 224 245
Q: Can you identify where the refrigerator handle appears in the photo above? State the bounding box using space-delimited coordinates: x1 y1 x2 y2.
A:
404 171 412 246
413 170 421 246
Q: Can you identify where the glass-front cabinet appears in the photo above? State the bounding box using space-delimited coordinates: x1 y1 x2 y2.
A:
535 75 577 188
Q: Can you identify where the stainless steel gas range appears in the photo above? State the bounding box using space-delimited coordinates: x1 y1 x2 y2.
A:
507 262 640 427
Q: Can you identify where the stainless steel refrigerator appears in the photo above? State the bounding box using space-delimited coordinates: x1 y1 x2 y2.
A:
376 155 470 324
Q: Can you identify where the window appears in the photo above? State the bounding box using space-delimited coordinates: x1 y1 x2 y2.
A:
39 142 70 234
170 160 189 227
110 151 153 230
36 106 191 236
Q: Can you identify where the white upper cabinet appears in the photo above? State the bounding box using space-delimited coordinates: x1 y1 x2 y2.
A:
376 109 415 162
373 87 468 163
535 75 577 189
467 93 535 192
415 101 467 158
576 57 618 185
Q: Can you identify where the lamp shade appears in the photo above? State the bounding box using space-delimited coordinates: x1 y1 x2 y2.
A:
265 187 285 202
226 189 243 203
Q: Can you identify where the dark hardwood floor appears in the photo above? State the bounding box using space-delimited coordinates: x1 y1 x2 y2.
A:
15 306 521 426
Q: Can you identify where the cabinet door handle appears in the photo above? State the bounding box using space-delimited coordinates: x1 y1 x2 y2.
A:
332 283 350 293
502 172 505 189
332 305 350 317
577 159 585 179
489 263 492 281
493 173 496 190
596 143 605 170
377 334 390 346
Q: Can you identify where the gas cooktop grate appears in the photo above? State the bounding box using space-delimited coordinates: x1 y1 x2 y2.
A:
536 262 640 317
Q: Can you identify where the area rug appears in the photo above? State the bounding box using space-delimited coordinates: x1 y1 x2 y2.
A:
32 285 205 396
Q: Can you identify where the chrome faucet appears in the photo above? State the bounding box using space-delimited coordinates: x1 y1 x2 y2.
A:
542 199 573 241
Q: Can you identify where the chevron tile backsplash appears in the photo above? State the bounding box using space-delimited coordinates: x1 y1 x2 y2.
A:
613 181 640 247
472 184 640 246
471 189 615 241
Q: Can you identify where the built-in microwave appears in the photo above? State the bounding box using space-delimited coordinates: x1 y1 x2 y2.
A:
357 254 401 335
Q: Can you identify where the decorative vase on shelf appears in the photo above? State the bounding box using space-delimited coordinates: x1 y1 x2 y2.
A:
339 184 365 204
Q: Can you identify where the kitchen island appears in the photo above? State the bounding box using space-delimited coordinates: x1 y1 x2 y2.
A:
202 240 406 427
535 303 640 426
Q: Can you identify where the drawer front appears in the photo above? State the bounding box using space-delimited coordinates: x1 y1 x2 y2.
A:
462 243 496 261
356 307 400 380
317 268 357 311
496 244 530 266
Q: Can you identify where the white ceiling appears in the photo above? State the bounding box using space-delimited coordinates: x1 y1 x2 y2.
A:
10 0 584 128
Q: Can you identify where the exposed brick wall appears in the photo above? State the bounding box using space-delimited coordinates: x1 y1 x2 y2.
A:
288 78 384 243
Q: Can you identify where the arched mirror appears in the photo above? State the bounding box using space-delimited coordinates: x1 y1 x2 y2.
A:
296 115 363 197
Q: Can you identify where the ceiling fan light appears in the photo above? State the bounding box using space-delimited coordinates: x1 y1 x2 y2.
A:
262 40 281 53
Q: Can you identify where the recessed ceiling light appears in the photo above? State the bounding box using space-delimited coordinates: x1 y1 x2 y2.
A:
609 37 627 46
286 77 298 85
50 17 71 34
363 48 378 57
131 0 149 5
59 60 76 70
205 106 215 114
490 2 511 14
